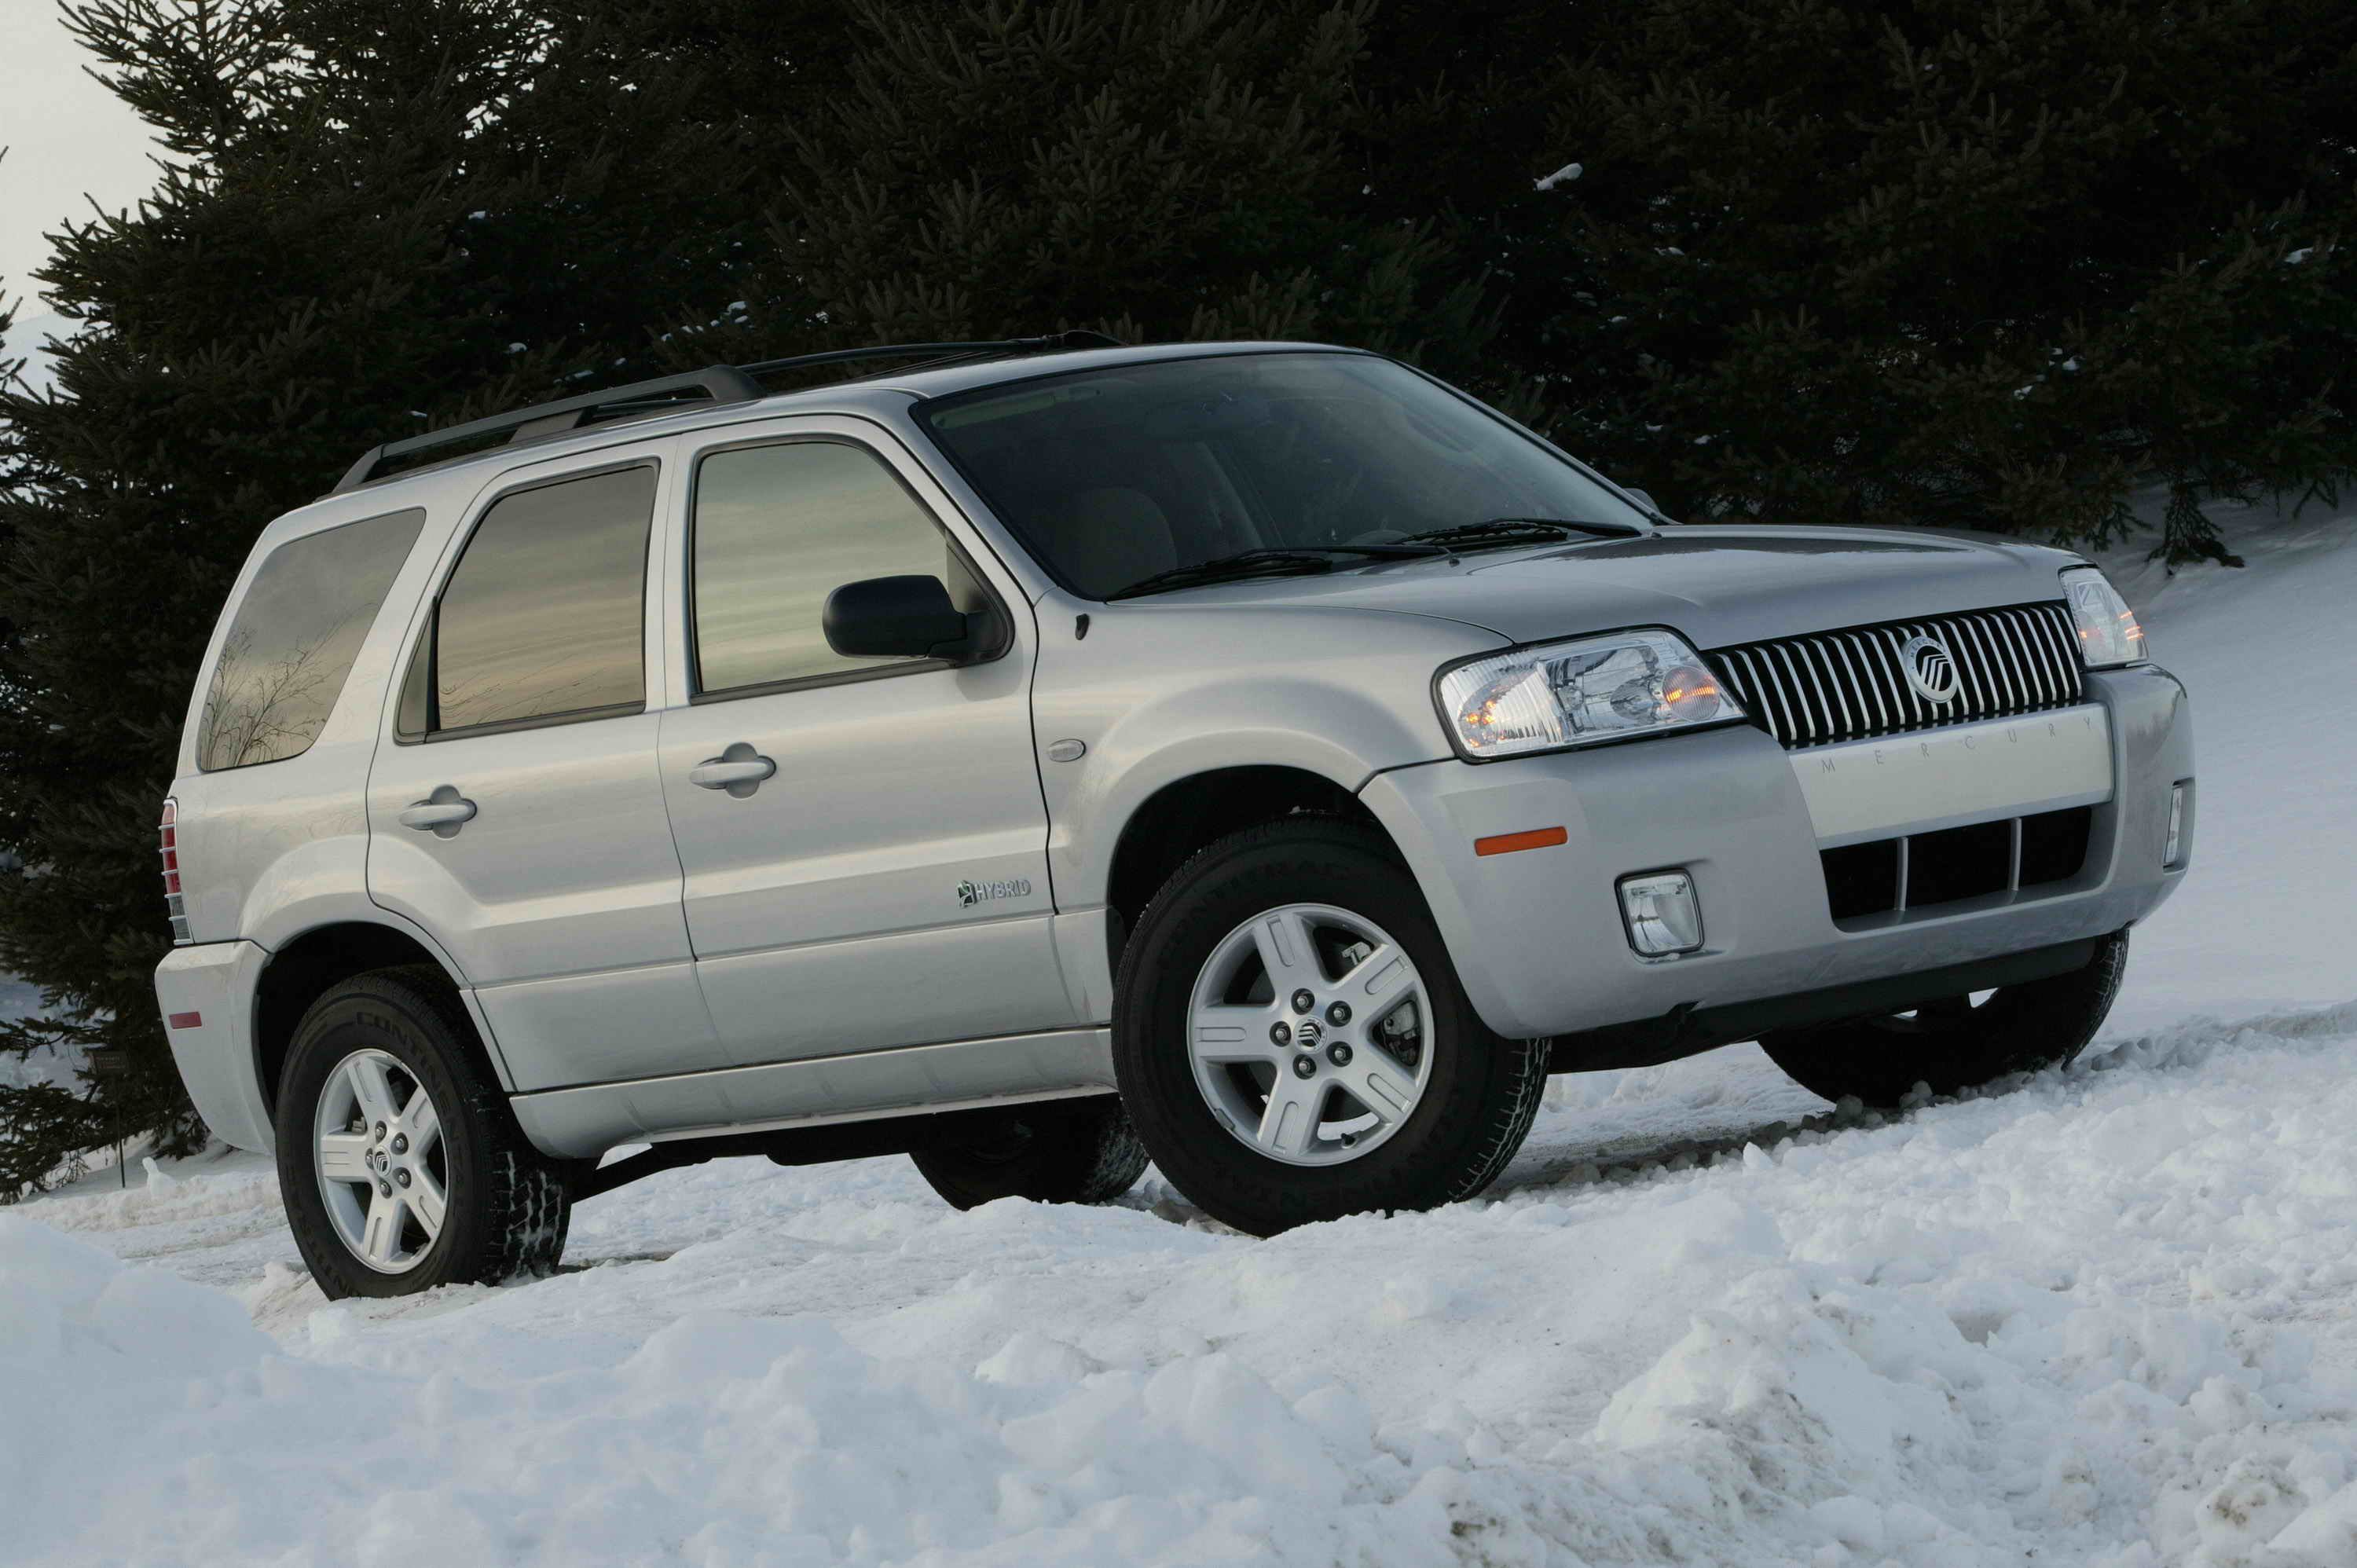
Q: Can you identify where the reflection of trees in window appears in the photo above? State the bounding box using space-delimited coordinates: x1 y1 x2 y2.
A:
198 621 355 770
192 508 423 771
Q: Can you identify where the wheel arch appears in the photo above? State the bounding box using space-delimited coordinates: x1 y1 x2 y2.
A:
1101 764 1399 973
252 919 500 1121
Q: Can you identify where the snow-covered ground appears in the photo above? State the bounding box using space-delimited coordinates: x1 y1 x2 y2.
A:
7 500 2355 1567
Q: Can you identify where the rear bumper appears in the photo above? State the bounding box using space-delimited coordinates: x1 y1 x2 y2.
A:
153 940 274 1152
1361 665 2192 1049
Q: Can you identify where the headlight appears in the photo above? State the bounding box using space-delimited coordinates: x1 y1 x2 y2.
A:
1436 628 1743 760
2060 566 2146 668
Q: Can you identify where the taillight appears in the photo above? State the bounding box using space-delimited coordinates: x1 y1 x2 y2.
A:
161 800 190 943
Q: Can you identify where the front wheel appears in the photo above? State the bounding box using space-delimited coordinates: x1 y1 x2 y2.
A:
1761 930 2129 1108
275 966 570 1299
1112 819 1549 1236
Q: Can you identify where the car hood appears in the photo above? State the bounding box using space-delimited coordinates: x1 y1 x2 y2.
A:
1131 525 2084 648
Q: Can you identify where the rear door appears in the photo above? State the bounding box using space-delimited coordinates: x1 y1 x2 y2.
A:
655 419 1075 1064
368 446 725 1091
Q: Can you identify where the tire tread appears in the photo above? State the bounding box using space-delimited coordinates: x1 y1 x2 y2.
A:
1113 815 1549 1234
276 965 569 1299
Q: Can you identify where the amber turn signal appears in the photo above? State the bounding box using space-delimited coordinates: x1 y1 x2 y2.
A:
1473 826 1568 857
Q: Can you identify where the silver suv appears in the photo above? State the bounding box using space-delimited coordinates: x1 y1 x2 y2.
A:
152 339 2192 1298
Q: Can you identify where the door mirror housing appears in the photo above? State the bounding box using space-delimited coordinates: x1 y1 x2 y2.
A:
823 574 973 660
1623 486 1660 513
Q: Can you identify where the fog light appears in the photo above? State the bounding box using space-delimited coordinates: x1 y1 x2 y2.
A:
1618 870 1703 958
2165 782 2187 867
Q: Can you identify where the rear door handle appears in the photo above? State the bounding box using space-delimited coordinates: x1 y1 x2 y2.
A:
689 743 775 797
398 787 477 837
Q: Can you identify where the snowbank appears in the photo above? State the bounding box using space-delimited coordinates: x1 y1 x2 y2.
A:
13 999 2357 1565
2093 495 2357 1029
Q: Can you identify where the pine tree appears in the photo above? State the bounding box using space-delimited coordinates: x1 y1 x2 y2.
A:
0 0 763 1196
1496 0 2357 562
1349 0 1605 404
658 0 1494 385
0 156 123 1197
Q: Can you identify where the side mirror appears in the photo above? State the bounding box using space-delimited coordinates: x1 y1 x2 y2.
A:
823 574 973 660
1623 487 1661 514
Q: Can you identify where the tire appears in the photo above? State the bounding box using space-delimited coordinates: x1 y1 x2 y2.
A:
907 1097 1149 1211
1761 929 2129 1109
1112 818 1549 1236
275 965 570 1300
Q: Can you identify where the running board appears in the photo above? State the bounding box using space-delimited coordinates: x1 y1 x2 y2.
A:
567 1099 1112 1203
509 1026 1116 1160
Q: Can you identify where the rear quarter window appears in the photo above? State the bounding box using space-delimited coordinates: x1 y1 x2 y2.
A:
196 508 425 771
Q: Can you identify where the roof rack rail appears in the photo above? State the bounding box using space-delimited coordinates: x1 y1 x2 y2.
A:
330 331 1122 495
332 365 763 494
736 330 1122 380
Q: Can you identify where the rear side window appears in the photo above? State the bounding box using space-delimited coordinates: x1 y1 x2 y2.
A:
691 441 992 694
197 508 424 770
428 464 656 732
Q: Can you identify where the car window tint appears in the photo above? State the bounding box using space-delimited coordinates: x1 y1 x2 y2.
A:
197 508 424 770
919 353 1649 598
434 466 654 731
691 441 984 692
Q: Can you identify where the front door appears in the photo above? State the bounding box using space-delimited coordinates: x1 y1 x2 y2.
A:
656 423 1074 1064
368 449 724 1092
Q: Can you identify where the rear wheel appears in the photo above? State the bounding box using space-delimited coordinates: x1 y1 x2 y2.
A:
1112 819 1549 1236
275 967 570 1299
1761 930 2128 1108
908 1097 1148 1211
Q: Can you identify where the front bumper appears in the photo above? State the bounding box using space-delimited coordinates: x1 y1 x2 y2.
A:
1360 665 2192 1047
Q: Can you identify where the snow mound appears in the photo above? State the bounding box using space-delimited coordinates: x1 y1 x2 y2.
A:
0 1214 280 1550
0 1214 271 1383
21 988 2357 1568
0 1212 1453 1566
1584 1256 2353 1566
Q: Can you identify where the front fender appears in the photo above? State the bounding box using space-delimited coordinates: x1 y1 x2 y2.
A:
1029 598 1505 909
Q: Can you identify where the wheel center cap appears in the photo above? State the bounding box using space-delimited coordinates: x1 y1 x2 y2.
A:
1293 1019 1324 1048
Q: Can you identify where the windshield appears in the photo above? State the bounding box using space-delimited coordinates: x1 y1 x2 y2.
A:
917 352 1651 599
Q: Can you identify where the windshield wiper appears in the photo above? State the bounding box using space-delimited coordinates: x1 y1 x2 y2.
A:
1105 544 1439 601
1403 517 1646 549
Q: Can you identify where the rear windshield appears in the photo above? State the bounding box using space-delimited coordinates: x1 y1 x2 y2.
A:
917 352 1646 598
196 508 423 770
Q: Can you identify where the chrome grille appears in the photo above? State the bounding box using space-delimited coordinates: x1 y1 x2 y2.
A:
1710 601 2084 749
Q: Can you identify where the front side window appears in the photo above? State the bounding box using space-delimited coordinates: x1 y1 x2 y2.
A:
197 508 423 770
429 465 656 732
691 440 991 694
918 352 1650 598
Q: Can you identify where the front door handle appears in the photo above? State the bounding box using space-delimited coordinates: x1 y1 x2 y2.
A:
689 742 776 798
398 786 477 838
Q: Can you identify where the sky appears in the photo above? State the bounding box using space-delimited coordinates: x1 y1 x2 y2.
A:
1 0 164 386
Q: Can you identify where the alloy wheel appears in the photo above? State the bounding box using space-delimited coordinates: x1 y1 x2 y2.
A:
1186 902 1434 1167
312 1048 448 1274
